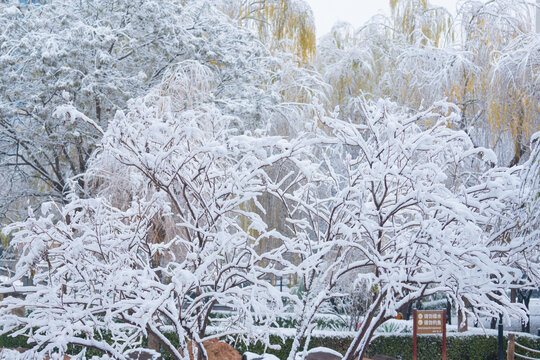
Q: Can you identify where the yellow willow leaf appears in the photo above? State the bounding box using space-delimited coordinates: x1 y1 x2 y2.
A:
0 233 10 248
225 0 316 62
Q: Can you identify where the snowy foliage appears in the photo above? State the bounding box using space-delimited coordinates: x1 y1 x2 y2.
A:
513 132 540 283
0 0 284 219
316 0 539 166
279 99 537 360
1 69 538 360
0 1 539 360
0 62 312 360
221 0 316 62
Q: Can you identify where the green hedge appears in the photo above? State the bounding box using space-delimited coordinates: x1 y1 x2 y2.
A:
0 333 31 349
2 331 539 360
366 334 540 360
234 334 540 360
233 335 353 360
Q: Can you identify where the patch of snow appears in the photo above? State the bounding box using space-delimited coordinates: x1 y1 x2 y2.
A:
243 352 280 360
307 347 343 357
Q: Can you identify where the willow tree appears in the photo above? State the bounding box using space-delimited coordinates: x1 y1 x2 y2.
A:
317 0 539 165
389 0 453 46
220 0 324 279
222 0 316 63
488 29 540 166
316 20 394 119
389 0 539 163
386 0 459 111
316 0 455 121
449 0 539 165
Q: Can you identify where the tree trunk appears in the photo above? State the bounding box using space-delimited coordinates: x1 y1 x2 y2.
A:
458 310 468 332
343 292 386 360
147 333 161 354
458 297 469 332
446 299 452 325
518 289 532 333
509 108 525 167
406 302 413 321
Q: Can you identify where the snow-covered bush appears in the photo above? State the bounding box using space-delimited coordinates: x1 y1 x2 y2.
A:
281 99 538 360
0 62 308 360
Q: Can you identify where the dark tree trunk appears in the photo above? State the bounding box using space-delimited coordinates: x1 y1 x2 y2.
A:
518 289 532 333
406 302 413 321
509 109 525 167
490 317 497 329
147 333 161 354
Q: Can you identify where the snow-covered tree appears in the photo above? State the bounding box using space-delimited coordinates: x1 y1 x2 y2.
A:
282 99 537 360
519 132 540 269
222 0 316 62
1 1 538 359
509 132 540 331
451 0 539 165
489 32 540 165
316 20 394 120
317 0 539 165
389 0 453 46
0 0 282 220
0 62 308 360
1 70 536 360
316 0 454 119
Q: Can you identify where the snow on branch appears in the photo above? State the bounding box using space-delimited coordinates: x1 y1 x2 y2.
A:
280 98 537 360
0 61 310 360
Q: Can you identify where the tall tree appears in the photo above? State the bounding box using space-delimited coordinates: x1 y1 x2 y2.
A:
450 0 539 165
222 0 316 62
0 0 279 221
389 0 453 46
317 0 539 164
316 0 453 120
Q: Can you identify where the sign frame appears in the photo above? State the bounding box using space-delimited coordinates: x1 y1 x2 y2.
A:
412 309 447 360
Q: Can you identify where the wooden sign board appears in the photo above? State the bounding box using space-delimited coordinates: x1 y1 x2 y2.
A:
413 309 447 360
416 310 444 334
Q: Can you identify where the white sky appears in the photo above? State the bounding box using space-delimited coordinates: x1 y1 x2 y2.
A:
306 0 460 37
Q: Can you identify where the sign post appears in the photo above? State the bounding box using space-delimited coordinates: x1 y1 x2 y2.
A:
413 309 447 360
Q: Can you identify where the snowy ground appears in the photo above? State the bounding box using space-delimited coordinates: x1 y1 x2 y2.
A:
0 275 22 287
474 298 540 336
